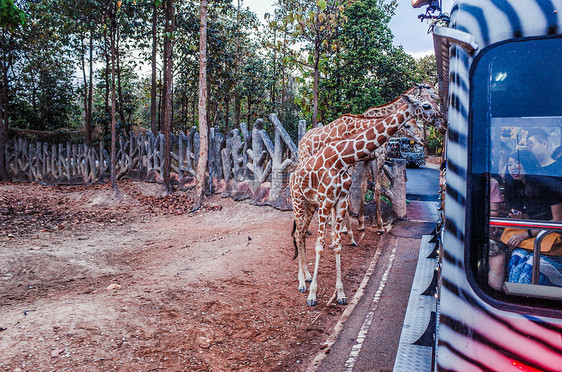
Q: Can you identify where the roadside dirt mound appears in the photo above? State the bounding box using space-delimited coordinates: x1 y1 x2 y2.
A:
0 181 381 371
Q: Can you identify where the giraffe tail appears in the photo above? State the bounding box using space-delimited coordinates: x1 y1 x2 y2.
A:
292 220 298 260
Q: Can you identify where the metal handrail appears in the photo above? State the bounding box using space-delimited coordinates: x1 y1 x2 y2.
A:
532 230 560 285
489 218 562 230
490 218 562 285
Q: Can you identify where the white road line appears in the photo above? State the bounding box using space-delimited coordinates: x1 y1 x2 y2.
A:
307 238 386 372
343 239 399 371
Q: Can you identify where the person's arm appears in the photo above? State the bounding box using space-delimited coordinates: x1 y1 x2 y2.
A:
523 202 562 244
550 202 562 222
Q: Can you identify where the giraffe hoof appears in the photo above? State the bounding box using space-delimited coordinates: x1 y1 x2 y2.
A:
307 299 317 306
357 227 365 232
298 286 307 293
306 278 313 283
349 242 358 247
337 298 348 305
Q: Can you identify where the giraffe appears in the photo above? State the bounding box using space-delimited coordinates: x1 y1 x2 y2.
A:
297 83 443 244
290 94 446 306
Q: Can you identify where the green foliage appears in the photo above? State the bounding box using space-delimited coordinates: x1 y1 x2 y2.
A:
412 54 438 86
267 0 349 125
381 195 391 206
7 0 79 131
364 188 373 203
319 0 417 123
0 0 26 28
9 67 80 131
2 0 440 146
92 64 142 139
426 125 444 155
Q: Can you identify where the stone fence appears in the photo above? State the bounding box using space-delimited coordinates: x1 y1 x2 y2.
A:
4 114 407 218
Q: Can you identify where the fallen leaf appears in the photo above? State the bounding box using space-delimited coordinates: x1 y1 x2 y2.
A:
51 347 65 358
106 284 122 291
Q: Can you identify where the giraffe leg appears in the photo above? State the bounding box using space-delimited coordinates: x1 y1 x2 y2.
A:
290 174 313 293
336 208 350 235
375 160 384 233
300 204 315 285
294 203 314 292
357 170 367 231
333 199 348 304
307 207 329 306
331 208 337 243
344 209 357 246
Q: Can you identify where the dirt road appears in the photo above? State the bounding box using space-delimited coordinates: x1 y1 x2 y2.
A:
0 181 383 371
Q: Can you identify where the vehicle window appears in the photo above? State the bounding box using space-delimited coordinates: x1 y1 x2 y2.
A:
469 37 562 303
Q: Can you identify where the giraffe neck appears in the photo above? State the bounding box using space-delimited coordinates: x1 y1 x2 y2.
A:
334 104 414 167
363 87 417 117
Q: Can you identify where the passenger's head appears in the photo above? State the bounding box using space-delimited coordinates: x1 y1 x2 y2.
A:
492 141 511 170
526 128 551 163
507 149 540 181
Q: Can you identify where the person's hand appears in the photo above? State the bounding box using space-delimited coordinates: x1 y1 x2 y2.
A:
508 209 529 219
507 232 528 249
509 209 523 219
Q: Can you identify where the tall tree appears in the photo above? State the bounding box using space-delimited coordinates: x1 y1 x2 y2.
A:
150 0 160 136
194 0 207 208
319 0 414 122
109 1 119 197
61 0 103 146
161 0 174 194
0 0 26 180
269 0 347 126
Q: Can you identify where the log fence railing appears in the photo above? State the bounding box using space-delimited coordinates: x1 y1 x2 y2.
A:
3 114 407 216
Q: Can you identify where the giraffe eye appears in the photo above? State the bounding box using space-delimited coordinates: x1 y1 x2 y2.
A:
422 103 431 110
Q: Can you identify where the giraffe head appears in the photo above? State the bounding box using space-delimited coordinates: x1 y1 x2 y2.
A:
399 120 427 147
414 82 440 102
401 94 447 134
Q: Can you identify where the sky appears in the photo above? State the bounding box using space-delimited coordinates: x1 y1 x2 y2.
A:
240 0 454 58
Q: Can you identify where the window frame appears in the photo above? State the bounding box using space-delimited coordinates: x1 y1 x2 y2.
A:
466 34 562 315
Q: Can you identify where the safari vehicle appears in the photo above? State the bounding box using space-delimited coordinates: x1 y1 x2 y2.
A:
387 137 426 168
393 0 562 371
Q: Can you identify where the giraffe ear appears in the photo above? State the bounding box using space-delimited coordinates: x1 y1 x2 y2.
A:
401 94 419 106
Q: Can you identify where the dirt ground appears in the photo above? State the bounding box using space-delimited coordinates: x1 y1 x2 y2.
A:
0 180 382 371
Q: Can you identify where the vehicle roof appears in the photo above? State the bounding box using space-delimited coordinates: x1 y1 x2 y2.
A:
433 0 562 119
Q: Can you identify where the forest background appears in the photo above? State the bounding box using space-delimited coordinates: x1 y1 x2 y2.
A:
0 0 443 183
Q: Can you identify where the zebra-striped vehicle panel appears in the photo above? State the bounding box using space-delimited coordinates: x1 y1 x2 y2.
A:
436 0 562 370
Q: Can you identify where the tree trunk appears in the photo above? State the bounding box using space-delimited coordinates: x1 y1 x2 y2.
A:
0 63 7 180
233 0 241 127
80 36 91 146
194 0 208 208
151 3 159 136
247 100 251 125
224 95 230 131
110 14 119 197
116 29 127 132
161 0 175 194
104 33 110 138
87 33 94 145
312 41 320 127
234 95 241 127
